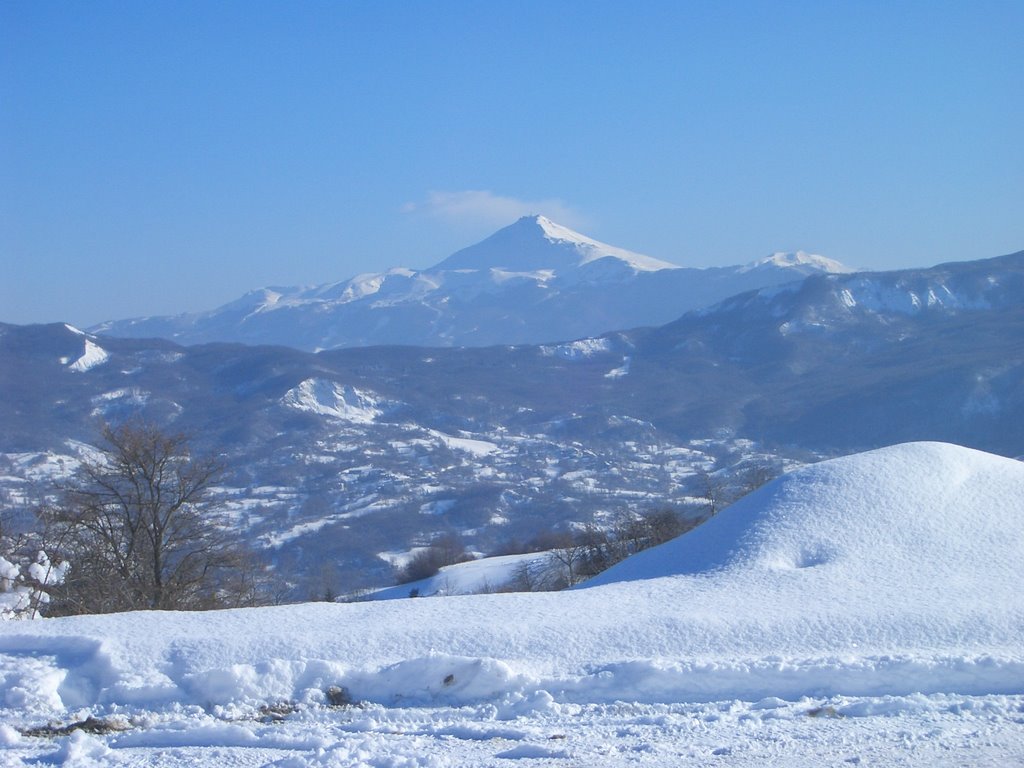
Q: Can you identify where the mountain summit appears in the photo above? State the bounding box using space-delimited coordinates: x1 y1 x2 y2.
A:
743 250 853 274
434 215 679 273
92 217 850 350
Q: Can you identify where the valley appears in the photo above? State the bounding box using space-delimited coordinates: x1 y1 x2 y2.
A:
1 226 1021 596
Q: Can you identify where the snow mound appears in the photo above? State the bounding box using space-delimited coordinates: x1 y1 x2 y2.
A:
585 438 1024 589
584 441 1024 588
1 442 1021 727
282 380 386 423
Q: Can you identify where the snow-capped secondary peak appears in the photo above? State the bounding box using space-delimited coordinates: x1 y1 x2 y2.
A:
744 250 854 274
433 215 679 273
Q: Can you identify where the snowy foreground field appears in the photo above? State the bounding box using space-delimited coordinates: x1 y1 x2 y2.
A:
1 442 1022 766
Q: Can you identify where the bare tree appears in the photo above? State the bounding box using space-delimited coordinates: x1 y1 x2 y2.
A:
613 509 692 555
547 539 593 587
736 462 781 497
498 557 563 593
695 467 729 518
44 420 247 614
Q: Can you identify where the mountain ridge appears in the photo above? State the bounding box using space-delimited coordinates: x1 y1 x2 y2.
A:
90 216 851 350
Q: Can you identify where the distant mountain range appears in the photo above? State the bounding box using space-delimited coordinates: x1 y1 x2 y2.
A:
91 215 852 350
2 246 1020 596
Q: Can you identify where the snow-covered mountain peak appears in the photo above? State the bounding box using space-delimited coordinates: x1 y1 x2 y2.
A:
89 218 875 350
745 250 854 274
537 216 679 272
434 215 679 274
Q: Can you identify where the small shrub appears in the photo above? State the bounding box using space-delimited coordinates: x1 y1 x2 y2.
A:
395 533 473 584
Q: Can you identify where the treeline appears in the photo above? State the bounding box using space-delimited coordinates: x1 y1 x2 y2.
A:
1 421 269 618
2 420 782 617
501 509 698 591
389 460 783 596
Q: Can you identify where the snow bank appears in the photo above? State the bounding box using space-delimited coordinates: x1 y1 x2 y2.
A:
1 442 1021 725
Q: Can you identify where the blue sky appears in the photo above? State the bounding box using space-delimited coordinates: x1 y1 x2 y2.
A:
2 1 1022 327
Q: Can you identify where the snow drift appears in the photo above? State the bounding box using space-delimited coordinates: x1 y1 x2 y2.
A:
1 442 1021 725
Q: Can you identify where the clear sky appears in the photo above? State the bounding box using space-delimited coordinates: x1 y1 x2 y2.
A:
2 1 1022 327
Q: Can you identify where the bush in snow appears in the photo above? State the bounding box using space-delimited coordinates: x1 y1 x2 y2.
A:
0 550 68 620
396 532 474 584
544 509 697 587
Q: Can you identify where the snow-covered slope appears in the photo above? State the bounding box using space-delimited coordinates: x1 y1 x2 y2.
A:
435 214 678 273
702 248 1024 327
1 443 1021 734
92 216 852 349
2 442 1022 765
585 441 1024 601
375 438 1024 603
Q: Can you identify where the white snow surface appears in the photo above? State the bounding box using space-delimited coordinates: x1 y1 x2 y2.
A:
745 250 855 274
436 215 678 274
532 215 678 272
2 442 1023 765
66 338 110 372
539 337 613 359
605 356 632 378
282 380 386 423
370 552 550 600
428 430 499 457
838 274 993 315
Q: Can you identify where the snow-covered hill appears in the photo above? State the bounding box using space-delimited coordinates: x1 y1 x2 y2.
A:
91 216 851 349
1 442 1022 765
